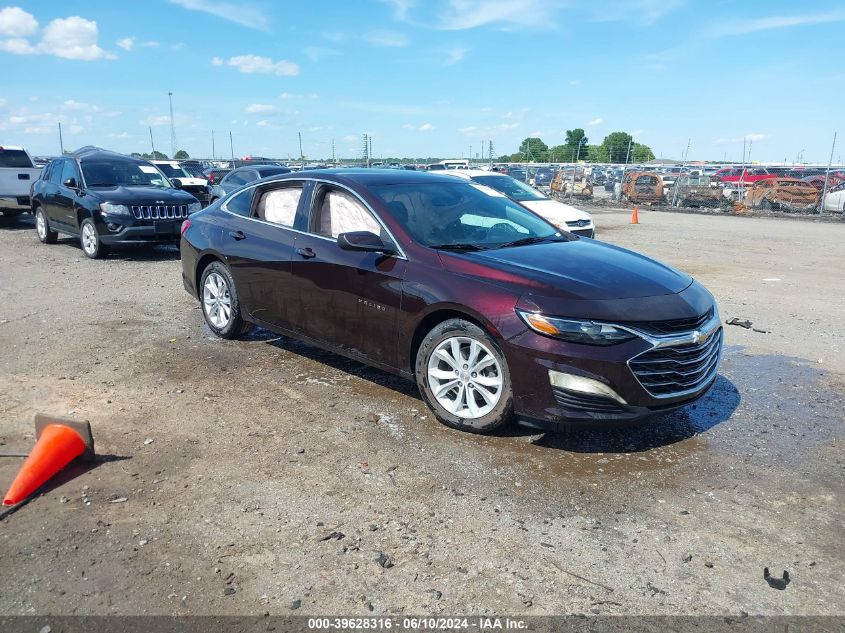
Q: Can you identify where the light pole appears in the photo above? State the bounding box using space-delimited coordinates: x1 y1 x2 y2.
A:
168 92 177 158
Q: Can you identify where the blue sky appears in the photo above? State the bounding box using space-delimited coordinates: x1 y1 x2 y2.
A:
1 0 843 162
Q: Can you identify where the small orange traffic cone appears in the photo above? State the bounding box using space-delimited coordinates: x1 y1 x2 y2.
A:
631 206 639 224
3 415 94 506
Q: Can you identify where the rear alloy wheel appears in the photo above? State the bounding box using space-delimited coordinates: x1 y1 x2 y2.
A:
416 319 513 433
200 261 253 339
80 218 107 258
35 207 57 243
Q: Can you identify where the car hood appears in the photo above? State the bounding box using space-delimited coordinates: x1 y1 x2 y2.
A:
89 185 198 204
520 199 593 225
175 178 208 187
440 238 692 302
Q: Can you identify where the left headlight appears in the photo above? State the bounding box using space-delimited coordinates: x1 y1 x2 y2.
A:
517 310 637 346
99 202 131 216
188 202 202 214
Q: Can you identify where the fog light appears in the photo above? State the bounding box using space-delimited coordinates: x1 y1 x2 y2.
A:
548 370 627 405
106 223 120 231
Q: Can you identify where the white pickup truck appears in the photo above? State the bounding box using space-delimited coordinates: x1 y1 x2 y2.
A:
0 145 43 216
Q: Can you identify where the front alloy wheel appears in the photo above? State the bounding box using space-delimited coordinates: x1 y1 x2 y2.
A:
416 318 513 433
80 218 107 258
199 261 252 339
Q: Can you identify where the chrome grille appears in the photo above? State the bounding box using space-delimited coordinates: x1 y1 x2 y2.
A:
130 204 189 220
629 328 722 398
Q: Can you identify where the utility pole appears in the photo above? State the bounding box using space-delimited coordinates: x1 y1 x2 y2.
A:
229 130 234 164
298 131 304 169
57 122 64 154
149 126 156 156
332 138 336 164
168 91 177 158
819 132 837 215
672 138 691 207
211 130 216 160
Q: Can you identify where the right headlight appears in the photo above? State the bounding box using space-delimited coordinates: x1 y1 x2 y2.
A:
517 310 637 346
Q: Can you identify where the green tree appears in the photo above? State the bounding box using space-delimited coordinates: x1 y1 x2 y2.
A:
174 149 190 159
142 150 169 160
518 137 548 161
601 132 633 163
631 143 655 162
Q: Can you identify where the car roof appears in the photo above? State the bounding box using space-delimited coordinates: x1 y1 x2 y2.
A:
71 146 150 165
260 168 478 187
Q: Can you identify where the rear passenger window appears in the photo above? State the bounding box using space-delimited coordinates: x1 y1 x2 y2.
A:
257 186 302 227
224 172 247 187
225 189 253 216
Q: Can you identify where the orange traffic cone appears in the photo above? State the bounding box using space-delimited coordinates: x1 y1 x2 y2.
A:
3 415 94 506
631 206 639 224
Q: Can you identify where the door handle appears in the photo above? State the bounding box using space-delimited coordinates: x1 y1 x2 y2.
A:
296 247 316 259
228 230 246 241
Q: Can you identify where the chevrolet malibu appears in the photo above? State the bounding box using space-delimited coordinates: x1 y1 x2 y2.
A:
180 170 722 433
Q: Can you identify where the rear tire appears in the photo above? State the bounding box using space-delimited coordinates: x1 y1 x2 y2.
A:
80 218 108 258
199 261 253 339
415 319 513 434
35 207 57 244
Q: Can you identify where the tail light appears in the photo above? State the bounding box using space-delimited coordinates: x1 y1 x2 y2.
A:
180 219 191 236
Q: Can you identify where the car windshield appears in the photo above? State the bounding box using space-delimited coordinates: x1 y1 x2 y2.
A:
81 161 171 187
471 175 546 202
156 163 192 179
371 181 564 249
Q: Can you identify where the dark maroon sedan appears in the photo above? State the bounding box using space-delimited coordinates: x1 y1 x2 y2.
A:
180 169 722 433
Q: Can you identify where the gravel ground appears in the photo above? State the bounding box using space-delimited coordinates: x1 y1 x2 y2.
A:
0 209 842 616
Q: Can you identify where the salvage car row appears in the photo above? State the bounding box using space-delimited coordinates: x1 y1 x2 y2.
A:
1 143 725 435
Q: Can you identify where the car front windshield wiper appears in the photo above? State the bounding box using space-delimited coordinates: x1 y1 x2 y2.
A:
428 243 489 251
495 235 565 249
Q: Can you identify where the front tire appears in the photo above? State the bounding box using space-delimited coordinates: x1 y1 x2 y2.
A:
35 207 57 243
199 261 253 339
80 218 108 258
415 319 513 433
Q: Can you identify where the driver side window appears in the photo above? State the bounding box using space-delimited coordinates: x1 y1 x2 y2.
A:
313 187 382 239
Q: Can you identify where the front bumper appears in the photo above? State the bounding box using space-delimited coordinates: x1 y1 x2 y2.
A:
502 317 722 427
97 219 183 244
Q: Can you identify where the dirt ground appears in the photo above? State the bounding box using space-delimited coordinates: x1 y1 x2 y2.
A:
0 208 842 616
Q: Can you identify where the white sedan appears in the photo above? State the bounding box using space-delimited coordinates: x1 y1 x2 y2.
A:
823 181 845 213
441 169 595 237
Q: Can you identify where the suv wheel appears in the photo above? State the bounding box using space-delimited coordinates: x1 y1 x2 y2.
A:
415 318 513 434
200 261 253 339
80 218 107 258
35 207 57 244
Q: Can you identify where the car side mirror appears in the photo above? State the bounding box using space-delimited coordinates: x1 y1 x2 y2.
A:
337 231 397 255
62 177 77 189
171 178 183 189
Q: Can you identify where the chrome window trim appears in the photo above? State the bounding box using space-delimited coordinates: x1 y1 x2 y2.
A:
220 176 407 260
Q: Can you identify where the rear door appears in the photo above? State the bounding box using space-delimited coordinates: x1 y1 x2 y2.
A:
287 183 407 367
219 180 307 327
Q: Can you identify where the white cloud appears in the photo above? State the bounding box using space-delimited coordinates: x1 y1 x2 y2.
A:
0 6 39 36
436 0 560 30
364 30 409 46
168 0 269 31
140 40 160 48
62 99 99 112
711 11 845 37
0 9 113 60
458 126 478 134
116 36 134 51
587 117 603 126
39 16 114 60
256 120 270 127
304 45 339 61
746 133 767 142
109 132 129 139
142 114 172 126
569 79 581 86
381 0 418 21
278 92 298 99
444 47 468 65
245 103 275 114
213 54 299 76
714 133 769 145
419 123 434 131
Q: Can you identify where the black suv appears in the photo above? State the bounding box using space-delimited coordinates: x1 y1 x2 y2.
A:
31 147 201 258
